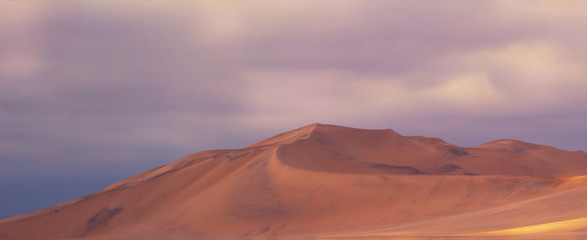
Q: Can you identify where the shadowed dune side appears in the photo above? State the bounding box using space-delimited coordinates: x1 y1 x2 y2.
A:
274 124 587 177
1 124 586 240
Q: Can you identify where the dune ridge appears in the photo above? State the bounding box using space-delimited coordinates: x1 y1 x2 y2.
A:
1 123 586 239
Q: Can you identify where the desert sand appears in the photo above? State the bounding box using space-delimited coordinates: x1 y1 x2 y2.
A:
1 123 587 239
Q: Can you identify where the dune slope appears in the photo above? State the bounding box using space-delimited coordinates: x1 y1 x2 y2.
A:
1 123 586 239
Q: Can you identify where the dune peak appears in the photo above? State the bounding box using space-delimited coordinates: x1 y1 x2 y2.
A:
2 124 587 240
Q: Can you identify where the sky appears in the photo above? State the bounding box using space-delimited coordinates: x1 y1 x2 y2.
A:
1 0 586 218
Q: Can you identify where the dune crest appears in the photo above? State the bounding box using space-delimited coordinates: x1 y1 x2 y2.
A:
1 124 586 239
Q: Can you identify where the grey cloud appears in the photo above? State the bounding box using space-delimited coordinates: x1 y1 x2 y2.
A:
0 3 251 178
237 1 549 76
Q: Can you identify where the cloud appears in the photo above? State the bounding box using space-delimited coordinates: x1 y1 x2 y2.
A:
454 40 587 114
1 0 587 181
0 2 46 80
421 72 505 106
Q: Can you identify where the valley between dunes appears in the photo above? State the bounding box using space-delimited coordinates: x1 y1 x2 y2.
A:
1 124 587 239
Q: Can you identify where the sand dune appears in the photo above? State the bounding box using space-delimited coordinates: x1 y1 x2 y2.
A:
1 123 586 239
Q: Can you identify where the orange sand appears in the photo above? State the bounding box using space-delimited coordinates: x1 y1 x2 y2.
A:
1 124 586 239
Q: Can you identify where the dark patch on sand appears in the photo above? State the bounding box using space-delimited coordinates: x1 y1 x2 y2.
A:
441 164 477 175
84 207 122 235
370 164 425 175
449 148 469 156
442 164 463 172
